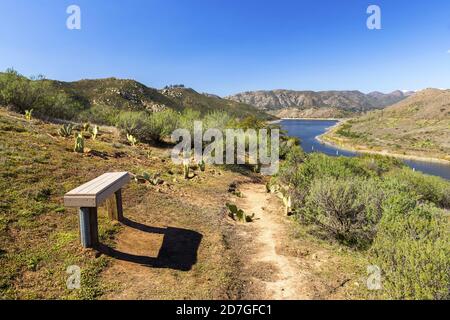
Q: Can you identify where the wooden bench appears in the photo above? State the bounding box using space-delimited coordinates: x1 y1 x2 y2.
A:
64 172 131 248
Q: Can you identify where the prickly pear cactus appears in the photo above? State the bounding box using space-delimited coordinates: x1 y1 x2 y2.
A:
25 109 33 121
127 134 137 146
92 125 99 140
183 160 190 179
74 133 85 153
199 160 206 172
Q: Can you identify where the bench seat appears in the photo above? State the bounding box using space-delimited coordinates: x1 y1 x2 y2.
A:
64 172 131 208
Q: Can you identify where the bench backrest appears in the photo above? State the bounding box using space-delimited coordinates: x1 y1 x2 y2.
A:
64 172 131 208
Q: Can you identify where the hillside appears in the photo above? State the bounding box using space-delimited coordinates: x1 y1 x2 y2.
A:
53 78 273 119
0 107 363 299
226 90 411 118
321 89 450 161
0 72 272 121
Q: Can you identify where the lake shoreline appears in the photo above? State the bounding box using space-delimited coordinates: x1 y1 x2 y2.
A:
317 123 450 165
280 117 347 121
270 117 346 125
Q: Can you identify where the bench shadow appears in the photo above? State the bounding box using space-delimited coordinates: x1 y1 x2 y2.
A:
97 218 202 271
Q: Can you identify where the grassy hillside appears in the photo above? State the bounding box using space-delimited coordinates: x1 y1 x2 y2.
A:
322 89 450 161
55 78 273 119
0 70 273 125
0 107 253 299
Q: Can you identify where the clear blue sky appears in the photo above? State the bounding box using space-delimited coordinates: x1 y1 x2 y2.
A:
1 0 449 96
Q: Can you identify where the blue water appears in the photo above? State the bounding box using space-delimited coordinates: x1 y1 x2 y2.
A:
280 119 450 180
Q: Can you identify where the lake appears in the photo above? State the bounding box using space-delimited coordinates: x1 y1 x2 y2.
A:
280 119 450 180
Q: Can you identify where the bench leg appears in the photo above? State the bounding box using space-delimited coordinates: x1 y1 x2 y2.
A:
106 189 124 222
79 207 99 248
115 189 124 222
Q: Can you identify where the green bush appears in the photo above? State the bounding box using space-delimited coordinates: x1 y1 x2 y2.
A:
203 110 232 131
0 69 42 113
370 200 450 300
116 109 180 143
279 136 301 160
385 168 450 208
116 111 148 136
275 145 305 187
302 176 384 247
178 109 201 136
358 154 404 176
0 69 86 120
143 108 179 142
39 92 85 120
336 123 364 139
77 104 120 125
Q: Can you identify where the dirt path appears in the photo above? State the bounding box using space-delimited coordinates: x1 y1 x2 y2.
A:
99 179 356 300
235 183 319 300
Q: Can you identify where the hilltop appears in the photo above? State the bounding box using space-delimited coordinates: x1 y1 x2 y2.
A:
321 88 450 161
54 78 272 119
226 90 411 118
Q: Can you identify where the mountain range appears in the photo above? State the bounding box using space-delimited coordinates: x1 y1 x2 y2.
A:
226 90 415 118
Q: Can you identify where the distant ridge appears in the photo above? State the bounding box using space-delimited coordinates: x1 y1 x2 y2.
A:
226 89 412 118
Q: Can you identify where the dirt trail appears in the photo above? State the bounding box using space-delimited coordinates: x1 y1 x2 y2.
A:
99 180 353 300
236 183 319 300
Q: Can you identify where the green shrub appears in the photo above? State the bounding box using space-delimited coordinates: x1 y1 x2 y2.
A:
279 136 301 160
336 123 363 139
302 176 384 247
275 145 305 187
178 109 201 135
370 200 450 300
203 110 232 131
358 154 404 176
0 69 86 120
0 69 42 113
143 109 179 142
385 168 450 208
77 104 120 125
116 111 147 136
40 92 85 120
116 109 179 143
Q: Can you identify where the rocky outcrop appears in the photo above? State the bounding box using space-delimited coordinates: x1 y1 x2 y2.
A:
226 89 410 118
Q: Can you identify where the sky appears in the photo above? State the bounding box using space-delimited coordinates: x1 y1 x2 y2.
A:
0 0 450 96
